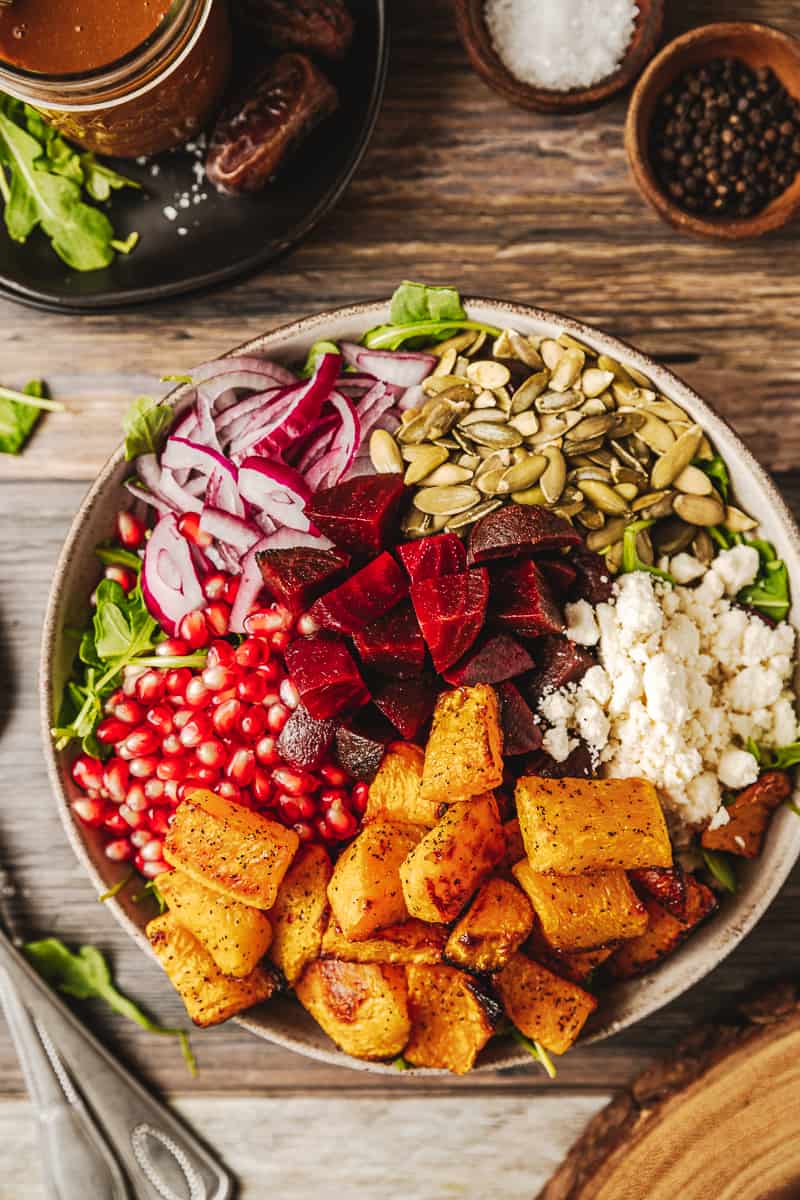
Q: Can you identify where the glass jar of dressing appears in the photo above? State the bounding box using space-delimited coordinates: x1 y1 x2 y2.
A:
0 0 231 158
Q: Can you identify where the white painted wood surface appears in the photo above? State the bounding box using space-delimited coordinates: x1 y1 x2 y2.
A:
0 1093 612 1199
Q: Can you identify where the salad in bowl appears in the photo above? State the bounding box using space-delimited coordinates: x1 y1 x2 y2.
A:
45 283 800 1075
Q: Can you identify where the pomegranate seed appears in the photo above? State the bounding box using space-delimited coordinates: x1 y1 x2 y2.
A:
320 763 349 788
129 755 159 779
185 677 211 709
296 613 320 637
234 638 265 668
279 678 300 710
177 779 205 801
192 765 220 787
156 638 190 658
116 510 146 549
122 665 147 696
117 699 147 726
352 782 370 815
143 778 165 803
204 602 231 637
207 639 236 668
147 808 172 835
97 716 130 745
122 726 160 757
239 706 267 742
103 758 130 803
203 572 228 601
157 755 190 781
134 851 146 872
261 691 281 708
244 608 287 636
227 748 255 787
223 577 240 605
106 688 126 713
165 667 192 696
140 838 164 862
256 659 281 683
164 780 180 804
212 697 243 737
178 610 210 649
315 815 332 840
174 707 195 730
105 838 133 862
105 565 136 592
277 794 301 823
266 703 289 733
216 779 242 804
293 821 316 843
237 673 267 704
296 794 317 820
142 859 169 879
124 782 148 812
196 738 226 769
71 755 104 792
326 798 358 839
161 733 184 757
253 768 273 805
119 803 147 829
203 664 237 692
179 716 209 749
255 735 280 766
135 670 165 705
131 829 152 848
146 704 174 734
178 511 212 547
272 767 319 796
271 631 292 652
319 786 348 810
71 797 105 828
104 808 129 834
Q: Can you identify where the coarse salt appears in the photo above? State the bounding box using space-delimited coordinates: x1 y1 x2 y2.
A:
484 0 639 92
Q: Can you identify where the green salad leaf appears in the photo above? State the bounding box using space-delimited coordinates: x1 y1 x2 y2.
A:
620 519 674 583
702 848 737 894
509 1027 557 1079
708 528 790 622
133 879 168 913
300 340 340 378
694 454 730 501
122 395 173 461
98 872 134 903
80 154 140 203
0 379 63 455
746 738 800 771
362 281 502 351
24 938 195 1074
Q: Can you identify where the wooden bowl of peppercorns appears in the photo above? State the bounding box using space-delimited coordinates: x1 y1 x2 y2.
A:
625 22 800 239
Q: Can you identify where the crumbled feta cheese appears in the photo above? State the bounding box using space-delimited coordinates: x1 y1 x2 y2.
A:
565 599 600 646
670 553 707 584
717 747 759 789
707 804 731 830
615 572 663 639
581 665 611 706
712 545 760 595
685 772 722 825
542 725 576 763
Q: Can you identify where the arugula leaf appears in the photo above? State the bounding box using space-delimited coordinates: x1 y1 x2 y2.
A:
702 848 737 894
707 530 790 622
95 545 142 572
694 454 730 501
0 379 56 455
300 340 340 378
392 1055 411 1071
133 879 168 913
747 740 800 771
80 154 140 203
24 938 195 1074
509 1027 557 1079
363 281 501 350
620 519 674 583
98 871 134 902
122 395 173 461
111 231 139 255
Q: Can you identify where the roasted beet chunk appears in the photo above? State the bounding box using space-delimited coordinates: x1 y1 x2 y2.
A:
522 742 594 780
521 634 596 702
443 634 534 687
467 503 582 565
206 55 338 195
491 560 563 638
233 0 354 59
277 704 336 770
569 548 614 604
410 568 489 673
310 552 408 634
397 533 467 584
496 682 542 756
284 633 369 720
538 556 578 596
304 475 406 556
334 726 386 782
371 674 439 740
257 546 350 615
353 602 426 677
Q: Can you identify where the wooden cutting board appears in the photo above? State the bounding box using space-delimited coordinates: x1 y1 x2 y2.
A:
539 983 800 1200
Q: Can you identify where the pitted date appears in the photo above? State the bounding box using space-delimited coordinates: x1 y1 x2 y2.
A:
233 0 354 60
206 54 338 195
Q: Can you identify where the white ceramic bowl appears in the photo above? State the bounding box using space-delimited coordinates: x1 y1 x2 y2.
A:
40 297 800 1074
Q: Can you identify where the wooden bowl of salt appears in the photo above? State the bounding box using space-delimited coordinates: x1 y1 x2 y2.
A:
453 0 664 113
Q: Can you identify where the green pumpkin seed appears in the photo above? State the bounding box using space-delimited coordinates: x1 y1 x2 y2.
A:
724 505 758 532
586 517 626 551
557 332 592 355
446 498 502 529
396 414 428 445
414 484 481 516
635 530 655 565
653 517 695 555
401 507 433 537
459 407 506 427
474 389 499 409
568 413 615 442
650 424 703 490
498 454 548 493
673 493 725 527
476 467 507 495
431 331 477 357
549 348 585 392
576 508 606 530
581 367 615 398
457 453 481 471
507 330 544 367
466 360 511 390
466 332 487 357
609 410 647 438
422 374 470 397
692 529 714 564
540 446 567 504
404 444 449 484
637 413 675 454
579 479 629 515
421 463 474 486
615 482 639 502
511 371 550 414
369 429 403 474
465 422 523 449
508 411 540 437
511 485 546 505
536 389 583 415
632 490 676 520
540 339 564 369
673 463 712 495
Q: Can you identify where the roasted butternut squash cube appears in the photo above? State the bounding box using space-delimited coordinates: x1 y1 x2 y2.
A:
524 921 618 983
608 874 718 979
405 963 499 1074
701 770 792 858
327 821 421 940
445 877 534 973
156 870 272 978
501 818 526 870
400 794 506 923
419 684 503 805
146 912 278 1027
268 845 332 984
322 918 447 965
164 789 299 909
495 952 597 1055
295 959 410 1060
364 742 440 827
516 776 672 874
512 861 648 952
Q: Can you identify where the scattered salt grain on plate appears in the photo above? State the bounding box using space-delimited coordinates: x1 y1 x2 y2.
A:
484 0 639 92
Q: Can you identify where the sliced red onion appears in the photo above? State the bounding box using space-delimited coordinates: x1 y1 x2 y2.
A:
256 526 333 551
250 353 341 457
205 466 244 517
190 356 297 389
124 477 172 518
142 513 204 633
162 437 236 478
355 381 397 440
228 535 273 633
213 387 289 435
238 457 313 533
199 507 262 552
304 392 360 491
356 348 436 388
396 383 426 411
339 341 365 371
137 453 202 514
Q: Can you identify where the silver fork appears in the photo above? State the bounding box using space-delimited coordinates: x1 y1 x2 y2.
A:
0 864 235 1200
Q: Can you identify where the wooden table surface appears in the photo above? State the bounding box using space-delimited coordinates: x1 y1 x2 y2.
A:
2 0 800 1195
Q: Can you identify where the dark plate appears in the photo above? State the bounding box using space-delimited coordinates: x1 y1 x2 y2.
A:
0 0 387 313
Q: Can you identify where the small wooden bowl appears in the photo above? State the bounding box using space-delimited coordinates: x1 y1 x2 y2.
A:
626 22 800 240
452 0 663 114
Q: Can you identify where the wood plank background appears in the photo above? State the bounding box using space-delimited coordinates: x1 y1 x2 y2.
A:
1 0 800 1195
